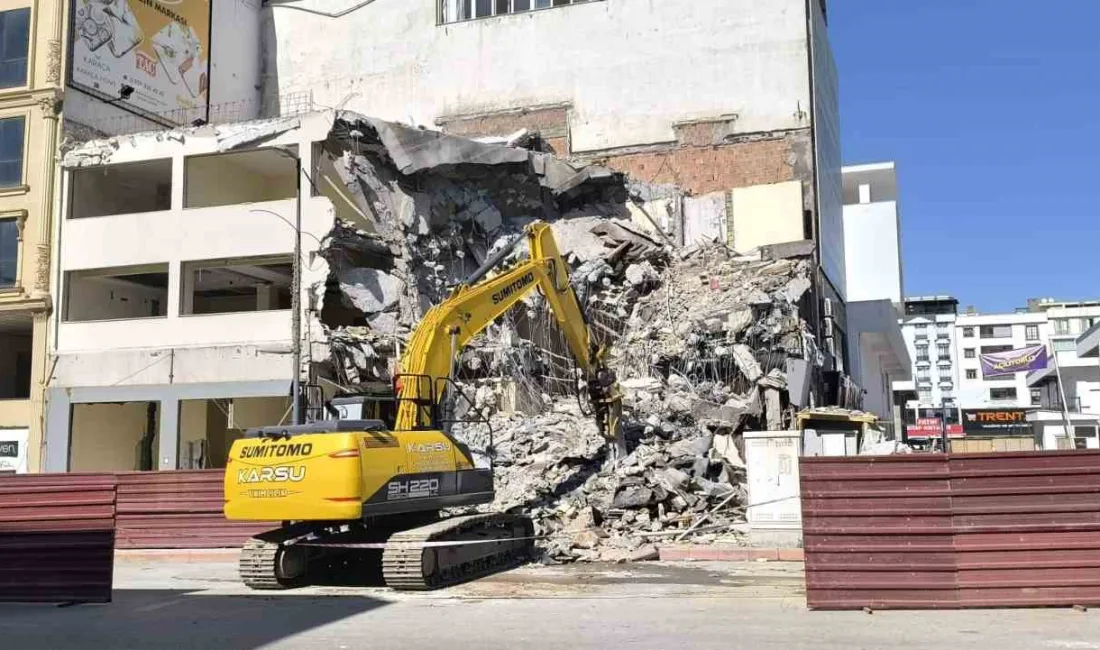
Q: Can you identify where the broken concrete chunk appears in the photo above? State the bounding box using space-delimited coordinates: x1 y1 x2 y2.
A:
712 434 745 468
731 344 763 382
757 368 788 390
612 485 654 509
338 268 403 314
571 531 601 550
625 261 659 288
629 545 660 562
726 307 753 336
668 434 714 459
783 276 812 304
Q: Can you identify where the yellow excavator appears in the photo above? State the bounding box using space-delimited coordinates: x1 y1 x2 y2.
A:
224 221 627 590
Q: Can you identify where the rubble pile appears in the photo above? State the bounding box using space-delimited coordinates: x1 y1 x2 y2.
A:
303 114 820 561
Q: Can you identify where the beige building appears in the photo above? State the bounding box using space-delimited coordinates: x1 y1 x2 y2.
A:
0 0 65 473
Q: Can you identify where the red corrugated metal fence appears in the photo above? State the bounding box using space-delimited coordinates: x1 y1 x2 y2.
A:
802 450 1100 610
115 470 272 549
0 473 116 603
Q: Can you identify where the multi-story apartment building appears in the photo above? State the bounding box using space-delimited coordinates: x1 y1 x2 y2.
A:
841 162 909 431
42 112 336 472
894 296 960 411
0 0 65 472
260 0 854 378
954 311 1050 409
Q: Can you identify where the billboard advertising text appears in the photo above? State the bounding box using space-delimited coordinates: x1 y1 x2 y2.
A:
70 0 211 121
979 344 1048 378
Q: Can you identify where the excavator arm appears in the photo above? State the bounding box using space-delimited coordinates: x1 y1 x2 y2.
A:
393 221 626 458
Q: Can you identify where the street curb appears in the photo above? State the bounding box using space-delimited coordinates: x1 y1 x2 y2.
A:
115 548 241 563
657 545 804 562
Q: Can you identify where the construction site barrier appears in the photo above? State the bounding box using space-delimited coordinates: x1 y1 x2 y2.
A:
801 450 1100 610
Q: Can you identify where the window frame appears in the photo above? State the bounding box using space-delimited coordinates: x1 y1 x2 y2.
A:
439 0 596 24
0 112 27 192
0 210 23 289
965 369 977 380
1025 324 1040 341
0 7 31 92
963 327 974 338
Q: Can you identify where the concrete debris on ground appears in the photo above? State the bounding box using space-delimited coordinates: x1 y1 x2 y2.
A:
304 113 820 562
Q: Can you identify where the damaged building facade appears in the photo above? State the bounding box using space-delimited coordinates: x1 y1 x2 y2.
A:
260 0 854 396
41 111 833 552
43 113 340 472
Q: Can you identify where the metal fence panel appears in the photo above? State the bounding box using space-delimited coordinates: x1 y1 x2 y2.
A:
115 470 272 549
801 450 1100 610
0 473 116 603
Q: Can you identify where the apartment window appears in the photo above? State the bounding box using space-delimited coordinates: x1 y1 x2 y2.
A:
181 256 293 315
184 148 298 209
963 327 974 338
990 387 1017 401
0 217 16 287
70 159 172 218
63 265 170 322
964 348 975 359
1031 388 1042 406
936 342 950 356
1073 426 1097 450
0 8 29 88
0 116 24 188
442 0 587 23
1025 325 1040 341
966 369 977 380
915 352 930 363
979 324 1013 338
981 344 1013 355
918 390 932 402
1053 339 1076 352
1053 319 1070 335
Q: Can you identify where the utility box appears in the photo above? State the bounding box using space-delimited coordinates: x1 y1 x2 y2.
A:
743 430 803 547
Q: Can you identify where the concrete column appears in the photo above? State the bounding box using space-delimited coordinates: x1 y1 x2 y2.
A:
158 396 180 469
43 388 71 472
181 264 194 315
256 284 275 311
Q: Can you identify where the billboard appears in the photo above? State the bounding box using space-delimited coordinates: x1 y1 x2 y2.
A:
962 408 1030 434
69 0 211 121
980 344 1048 378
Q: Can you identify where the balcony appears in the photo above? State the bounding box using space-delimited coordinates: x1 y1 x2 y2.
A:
936 329 951 339
937 358 952 368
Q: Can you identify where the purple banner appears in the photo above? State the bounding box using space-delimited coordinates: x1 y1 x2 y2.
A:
980 344 1048 378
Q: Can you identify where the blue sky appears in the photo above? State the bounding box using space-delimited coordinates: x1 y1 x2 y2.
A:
830 1 1100 312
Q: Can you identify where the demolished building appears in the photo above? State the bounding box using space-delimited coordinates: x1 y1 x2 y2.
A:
50 111 845 559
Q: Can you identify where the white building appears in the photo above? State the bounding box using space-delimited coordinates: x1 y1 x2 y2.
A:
261 0 853 373
841 162 909 430
841 162 902 305
893 296 960 408
1025 302 1100 450
43 113 338 472
954 311 1050 410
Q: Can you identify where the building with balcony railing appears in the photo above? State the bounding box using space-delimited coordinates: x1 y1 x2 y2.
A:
1026 318 1100 450
893 296 960 421
43 112 338 472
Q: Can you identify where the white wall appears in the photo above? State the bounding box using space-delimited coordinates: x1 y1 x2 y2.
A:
843 200 901 304
263 0 812 153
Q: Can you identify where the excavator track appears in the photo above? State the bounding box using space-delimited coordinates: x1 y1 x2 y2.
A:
382 513 534 591
240 535 306 590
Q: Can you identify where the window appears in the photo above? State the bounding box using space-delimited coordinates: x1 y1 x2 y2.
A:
936 342 950 356
966 369 977 379
442 0 587 22
1053 339 1076 352
918 390 932 403
63 265 169 322
181 256 293 315
981 344 1013 355
990 387 1017 401
70 159 172 218
0 8 29 89
915 353 930 363
1073 426 1097 450
979 324 1013 338
0 217 16 287
184 149 298 209
1031 388 1042 406
964 348 975 359
1053 319 1070 335
1025 325 1040 341
0 116 24 187
963 327 974 338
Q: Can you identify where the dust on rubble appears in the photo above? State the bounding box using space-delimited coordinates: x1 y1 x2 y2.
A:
304 115 821 564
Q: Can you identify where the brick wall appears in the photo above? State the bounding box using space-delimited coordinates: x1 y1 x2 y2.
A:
437 105 571 155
